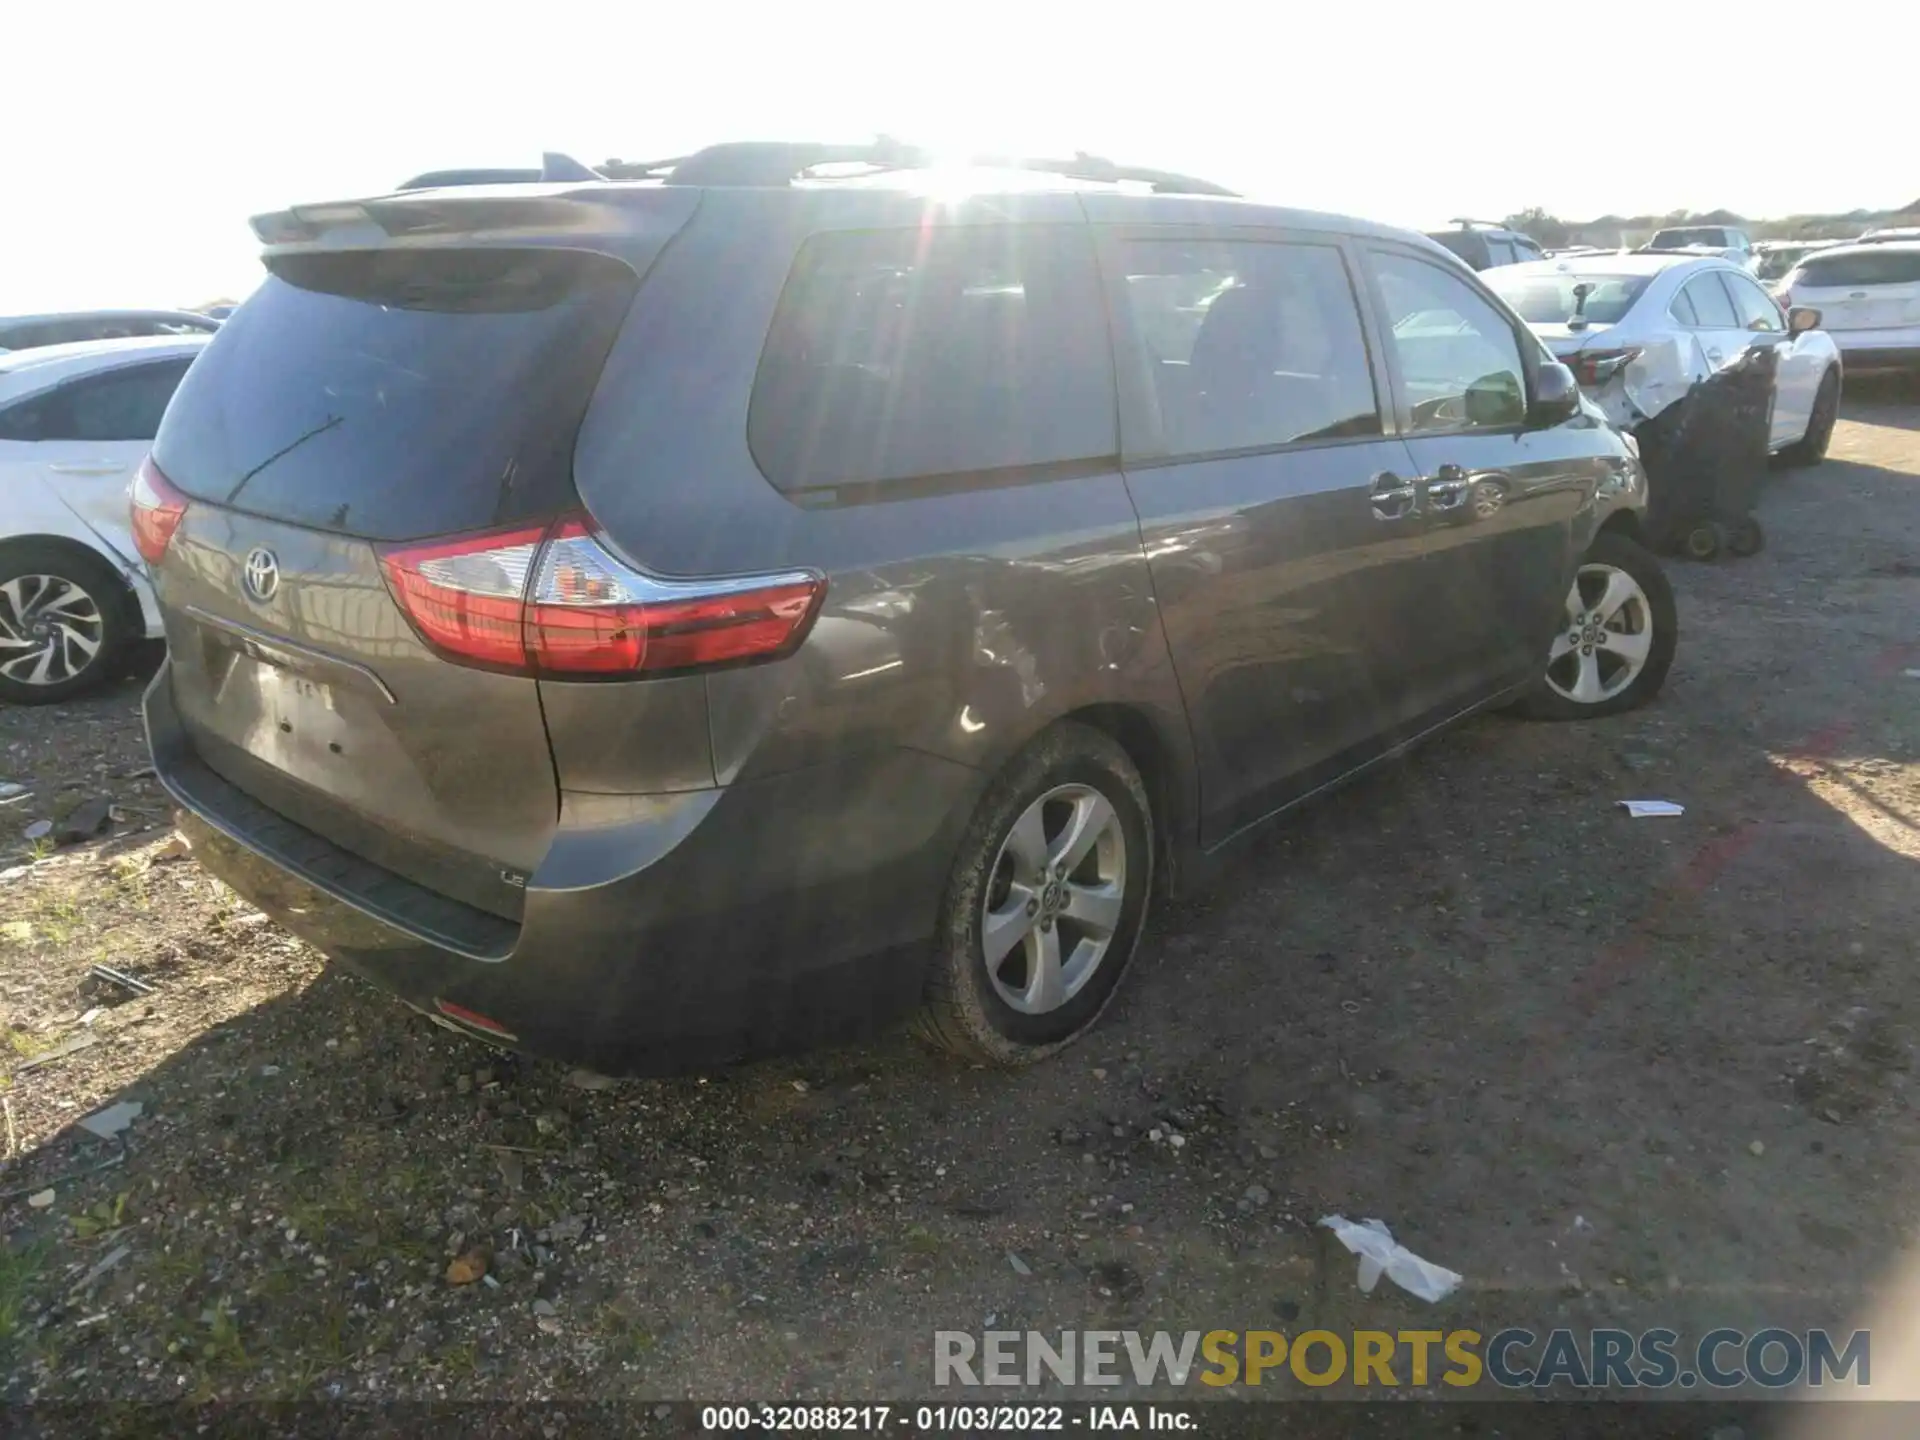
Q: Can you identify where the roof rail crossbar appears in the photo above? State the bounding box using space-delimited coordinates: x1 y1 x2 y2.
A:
397 142 1240 197
600 140 1238 196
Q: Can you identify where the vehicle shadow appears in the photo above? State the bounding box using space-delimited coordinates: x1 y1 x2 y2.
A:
1841 371 1920 429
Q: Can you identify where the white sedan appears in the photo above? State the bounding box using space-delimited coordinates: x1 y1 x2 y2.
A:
1485 254 1842 467
0 335 207 703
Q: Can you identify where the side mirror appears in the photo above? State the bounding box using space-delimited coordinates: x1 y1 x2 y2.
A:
1464 371 1527 426
1788 306 1822 335
1528 362 1581 427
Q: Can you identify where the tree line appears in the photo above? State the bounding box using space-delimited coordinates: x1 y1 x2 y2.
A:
1500 203 1920 248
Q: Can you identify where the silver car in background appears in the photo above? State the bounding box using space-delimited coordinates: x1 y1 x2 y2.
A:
1777 241 1920 373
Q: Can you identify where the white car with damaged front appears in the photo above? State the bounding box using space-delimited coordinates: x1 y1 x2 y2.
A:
1486 254 1842 468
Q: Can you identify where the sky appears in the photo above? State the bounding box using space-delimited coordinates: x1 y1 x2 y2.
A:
5 0 1912 312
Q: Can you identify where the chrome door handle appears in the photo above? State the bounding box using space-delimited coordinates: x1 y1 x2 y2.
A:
1426 463 1471 509
48 462 124 476
1705 349 1725 364
1370 471 1418 521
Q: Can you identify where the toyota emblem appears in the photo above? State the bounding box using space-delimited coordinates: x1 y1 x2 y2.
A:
242 548 281 603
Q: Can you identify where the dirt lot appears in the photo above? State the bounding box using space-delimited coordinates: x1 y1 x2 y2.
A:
2 379 1918 1409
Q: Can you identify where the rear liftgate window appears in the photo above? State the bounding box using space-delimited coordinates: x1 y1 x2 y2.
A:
747 225 1117 492
1795 251 1920 288
152 249 638 540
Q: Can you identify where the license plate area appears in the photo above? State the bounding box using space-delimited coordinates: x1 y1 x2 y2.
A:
197 629 365 784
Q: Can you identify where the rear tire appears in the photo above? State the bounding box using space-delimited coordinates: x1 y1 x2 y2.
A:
0 542 133 706
1517 532 1677 722
913 723 1153 1067
1775 369 1840 469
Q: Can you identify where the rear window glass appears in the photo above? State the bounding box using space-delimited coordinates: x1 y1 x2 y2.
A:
1794 250 1920 288
748 226 1116 492
1487 272 1651 326
153 249 637 540
1652 228 1725 248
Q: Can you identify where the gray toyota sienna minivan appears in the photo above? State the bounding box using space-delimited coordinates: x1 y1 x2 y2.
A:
137 144 1671 1074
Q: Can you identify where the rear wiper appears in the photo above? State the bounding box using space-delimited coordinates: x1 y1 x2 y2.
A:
223 414 344 506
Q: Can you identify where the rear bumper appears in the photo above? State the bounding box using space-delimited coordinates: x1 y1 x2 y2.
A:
145 661 979 1073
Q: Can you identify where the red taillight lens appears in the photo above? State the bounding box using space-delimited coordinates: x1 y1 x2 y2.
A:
377 522 547 670
129 455 190 565
378 516 824 678
1569 347 1642 386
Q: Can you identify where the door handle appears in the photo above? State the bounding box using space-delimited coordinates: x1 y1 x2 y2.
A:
47 462 124 476
1426 463 1471 509
1705 349 1725 365
1369 471 1418 521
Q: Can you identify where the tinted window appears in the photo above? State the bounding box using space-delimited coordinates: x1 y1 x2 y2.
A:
1723 273 1782 332
1487 271 1651 325
749 226 1115 491
1484 238 1517 268
1425 232 1483 267
1680 273 1741 328
0 395 47 440
0 360 192 442
1370 252 1527 432
1117 240 1380 456
63 361 194 440
1795 250 1920 287
1653 227 1726 248
1668 286 1701 326
1513 238 1544 261
154 249 637 540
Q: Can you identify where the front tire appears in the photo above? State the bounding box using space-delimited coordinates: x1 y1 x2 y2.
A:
914 723 1153 1066
0 543 133 706
1775 369 1840 469
1517 532 1677 721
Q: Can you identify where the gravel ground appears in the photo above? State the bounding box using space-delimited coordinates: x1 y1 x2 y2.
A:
2 380 1917 1407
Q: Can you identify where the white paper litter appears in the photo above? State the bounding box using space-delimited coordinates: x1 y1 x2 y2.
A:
1319 1215 1462 1303
76 1100 143 1140
1618 800 1685 818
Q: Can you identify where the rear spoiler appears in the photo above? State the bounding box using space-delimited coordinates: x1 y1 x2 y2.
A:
395 153 607 191
249 185 700 252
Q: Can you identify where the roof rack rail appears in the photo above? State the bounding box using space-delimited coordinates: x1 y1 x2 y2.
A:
590 139 1238 196
1446 217 1511 230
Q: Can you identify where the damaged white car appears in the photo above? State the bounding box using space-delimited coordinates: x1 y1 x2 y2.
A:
1486 254 1842 468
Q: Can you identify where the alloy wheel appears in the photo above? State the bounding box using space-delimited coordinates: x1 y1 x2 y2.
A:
0 574 106 688
980 783 1128 1016
1546 563 1654 705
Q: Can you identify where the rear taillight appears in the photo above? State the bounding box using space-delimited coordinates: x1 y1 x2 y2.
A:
129 455 189 565
1569 347 1642 386
377 516 824 678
